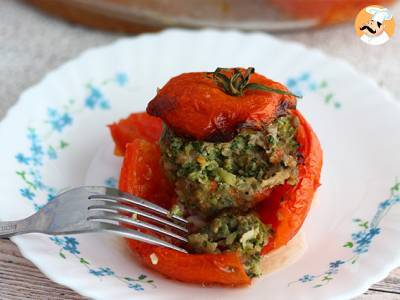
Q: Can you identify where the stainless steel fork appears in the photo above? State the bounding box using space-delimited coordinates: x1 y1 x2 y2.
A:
0 186 188 253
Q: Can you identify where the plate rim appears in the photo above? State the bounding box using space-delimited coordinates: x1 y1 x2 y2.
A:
1 28 399 300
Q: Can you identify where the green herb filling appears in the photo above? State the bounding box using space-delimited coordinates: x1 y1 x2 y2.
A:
161 115 299 217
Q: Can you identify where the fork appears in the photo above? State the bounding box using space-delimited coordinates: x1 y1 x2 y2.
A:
0 186 189 253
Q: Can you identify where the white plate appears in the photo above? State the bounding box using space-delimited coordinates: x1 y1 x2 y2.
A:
0 29 399 300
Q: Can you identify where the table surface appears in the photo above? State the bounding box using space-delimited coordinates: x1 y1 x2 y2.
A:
1 0 400 299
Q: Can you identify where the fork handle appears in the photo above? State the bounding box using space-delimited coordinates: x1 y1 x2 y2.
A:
0 218 35 238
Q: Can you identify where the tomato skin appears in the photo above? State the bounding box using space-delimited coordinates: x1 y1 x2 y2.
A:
127 239 250 286
257 110 322 254
119 140 250 285
146 71 296 142
115 110 322 285
119 140 175 209
108 112 163 156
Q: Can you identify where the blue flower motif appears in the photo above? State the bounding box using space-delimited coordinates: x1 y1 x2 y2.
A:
334 102 341 109
308 82 318 91
352 231 363 240
352 227 381 254
89 269 105 277
369 227 381 235
293 89 302 97
379 199 391 210
20 188 35 200
48 108 57 117
105 177 117 188
100 267 115 276
85 86 110 110
325 268 339 275
299 274 315 283
50 236 64 246
286 78 296 88
46 108 73 132
299 72 310 81
115 72 128 86
15 153 30 165
27 129 38 141
47 187 57 196
62 236 80 255
286 72 343 110
16 75 156 292
60 114 73 128
329 260 344 269
63 245 80 255
29 168 41 179
290 181 400 289
47 146 57 160
31 156 43 166
30 143 44 157
29 169 44 190
85 96 96 109
33 203 44 211
89 267 115 277
128 283 144 291
64 237 79 246
99 100 110 110
286 78 303 95
33 180 44 190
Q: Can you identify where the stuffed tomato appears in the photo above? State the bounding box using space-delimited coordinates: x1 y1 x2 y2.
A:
109 67 322 285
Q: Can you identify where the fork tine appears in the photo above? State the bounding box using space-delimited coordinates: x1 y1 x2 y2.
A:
88 203 188 233
100 223 188 253
89 192 188 224
88 212 188 243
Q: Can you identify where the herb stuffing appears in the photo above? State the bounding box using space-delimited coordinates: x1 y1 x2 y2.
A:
112 67 323 285
160 115 299 217
188 212 271 278
160 114 299 277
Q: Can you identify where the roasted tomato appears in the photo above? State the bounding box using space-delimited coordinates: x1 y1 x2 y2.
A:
257 110 322 254
108 112 162 156
119 140 176 209
120 139 250 285
115 109 322 285
147 68 297 142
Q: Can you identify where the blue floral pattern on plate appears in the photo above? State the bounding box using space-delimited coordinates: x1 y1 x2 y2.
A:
286 72 342 109
290 180 400 288
14 72 156 292
13 69 398 293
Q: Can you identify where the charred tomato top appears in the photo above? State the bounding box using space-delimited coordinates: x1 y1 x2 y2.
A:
147 68 298 142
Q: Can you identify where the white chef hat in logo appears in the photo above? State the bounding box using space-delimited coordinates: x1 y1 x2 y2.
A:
366 6 393 24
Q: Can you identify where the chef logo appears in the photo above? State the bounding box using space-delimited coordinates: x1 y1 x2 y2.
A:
354 5 395 46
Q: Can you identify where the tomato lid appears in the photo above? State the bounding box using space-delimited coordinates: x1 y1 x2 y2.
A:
147 68 298 142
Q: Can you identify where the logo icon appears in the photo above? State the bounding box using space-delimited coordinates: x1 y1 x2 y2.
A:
354 5 395 46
